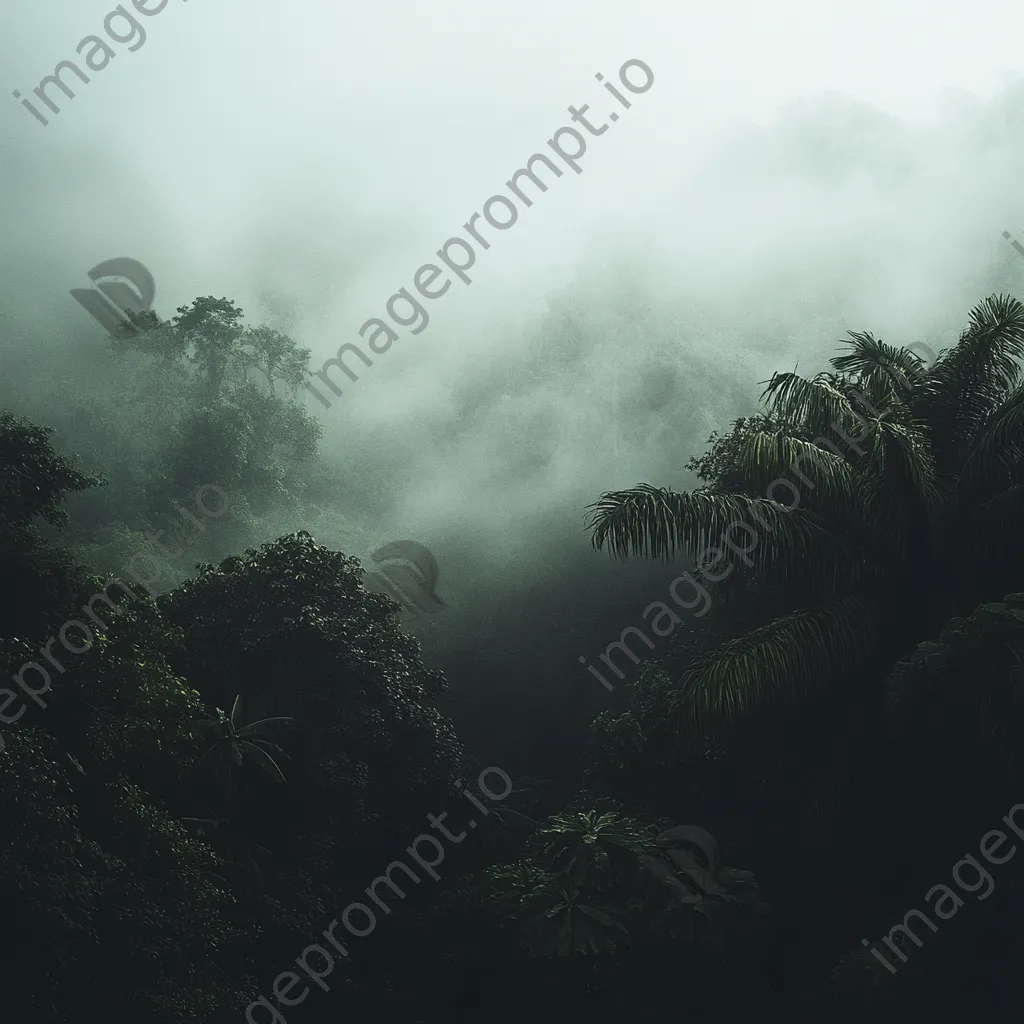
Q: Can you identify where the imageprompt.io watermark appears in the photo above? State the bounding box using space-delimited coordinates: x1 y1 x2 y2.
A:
860 800 1024 976
244 766 513 1024
0 482 229 756
580 338 938 694
302 58 655 411
13 0 193 128
71 257 160 337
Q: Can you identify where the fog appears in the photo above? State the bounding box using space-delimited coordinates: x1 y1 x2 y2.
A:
4 0 1024 773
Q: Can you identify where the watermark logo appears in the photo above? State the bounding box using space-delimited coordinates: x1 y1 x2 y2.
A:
640 824 723 904
361 540 446 620
71 257 159 338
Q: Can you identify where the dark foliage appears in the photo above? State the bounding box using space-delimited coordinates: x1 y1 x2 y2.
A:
3 294 1024 1022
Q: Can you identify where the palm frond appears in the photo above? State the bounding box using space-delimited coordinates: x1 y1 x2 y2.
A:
830 330 928 398
956 294 1024 391
587 484 832 566
978 483 1024 531
670 596 880 730
229 694 244 730
759 371 861 437
189 740 227 780
859 418 946 540
959 384 1024 494
917 294 1024 464
241 741 288 783
236 716 296 739
731 429 860 515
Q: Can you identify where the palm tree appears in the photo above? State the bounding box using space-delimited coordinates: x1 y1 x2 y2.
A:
587 294 1024 731
188 695 295 804
484 817 770 957
483 860 632 956
537 811 652 890
526 882 631 957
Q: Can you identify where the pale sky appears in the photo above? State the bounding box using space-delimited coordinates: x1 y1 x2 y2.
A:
3 0 1024 632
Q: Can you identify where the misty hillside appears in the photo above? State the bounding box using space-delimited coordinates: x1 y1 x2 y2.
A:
3 2 1024 1021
